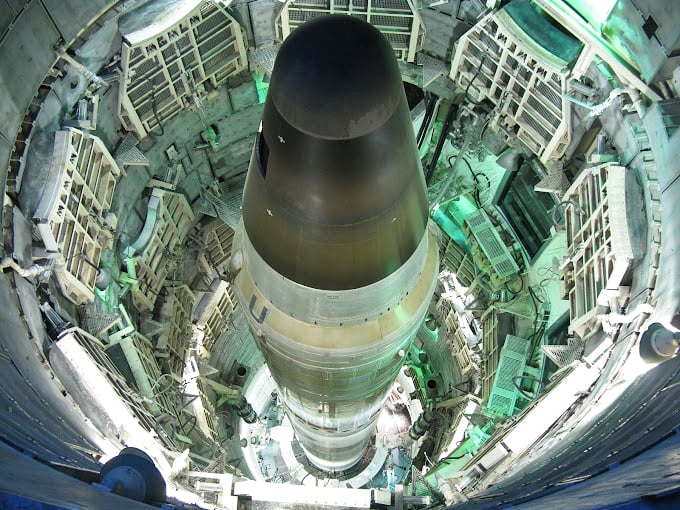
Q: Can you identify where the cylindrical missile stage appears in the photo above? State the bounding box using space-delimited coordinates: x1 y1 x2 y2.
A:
231 14 438 472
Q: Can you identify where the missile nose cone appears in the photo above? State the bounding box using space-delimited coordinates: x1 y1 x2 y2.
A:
242 14 428 290
270 14 403 140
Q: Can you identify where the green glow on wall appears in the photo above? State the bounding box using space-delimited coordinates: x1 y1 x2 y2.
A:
432 205 464 247
563 0 617 30
506 0 583 64
252 71 270 104
432 195 478 241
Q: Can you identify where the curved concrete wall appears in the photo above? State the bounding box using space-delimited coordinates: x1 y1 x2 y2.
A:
0 0 114 245
0 0 115 469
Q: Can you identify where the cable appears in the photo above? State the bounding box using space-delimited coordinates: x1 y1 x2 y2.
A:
537 265 561 288
509 243 526 272
504 275 524 296
473 171 491 191
417 94 437 148
453 156 491 208
551 200 585 227
479 118 490 142
472 170 491 207
528 285 545 304
526 286 549 355
512 375 544 400
463 55 487 105
426 103 460 184
149 81 165 137
441 452 470 463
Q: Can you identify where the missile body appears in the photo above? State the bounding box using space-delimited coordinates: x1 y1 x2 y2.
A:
231 14 438 472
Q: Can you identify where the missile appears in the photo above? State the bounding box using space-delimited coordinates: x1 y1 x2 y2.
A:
231 14 438 472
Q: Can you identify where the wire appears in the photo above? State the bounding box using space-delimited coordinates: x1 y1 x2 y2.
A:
537 265 561 288
473 171 491 207
473 171 491 191
426 103 460 185
525 285 550 355
149 81 165 137
509 243 526 272
441 452 469 463
463 55 487 105
551 200 585 227
453 155 491 208
528 285 545 304
504 275 525 296
512 375 544 400
479 118 490 142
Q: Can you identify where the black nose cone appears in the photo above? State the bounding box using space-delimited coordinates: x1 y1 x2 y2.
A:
270 14 404 140
241 15 429 290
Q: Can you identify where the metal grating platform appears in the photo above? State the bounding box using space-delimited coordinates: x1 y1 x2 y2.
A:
449 5 581 163
118 0 248 138
249 43 281 76
541 336 585 368
486 334 530 417
560 163 637 338
464 209 519 281
276 0 424 62
32 128 121 305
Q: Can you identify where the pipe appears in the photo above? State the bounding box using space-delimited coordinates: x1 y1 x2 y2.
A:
425 103 459 185
596 133 607 155
568 79 596 97
417 96 437 148
586 88 626 118
0 257 50 278
429 115 479 209
409 409 435 440
639 322 680 363
598 303 654 325
233 396 257 424
124 194 161 257
594 55 619 89
55 46 108 88
563 93 594 110
625 87 647 118
564 85 646 119
551 200 585 227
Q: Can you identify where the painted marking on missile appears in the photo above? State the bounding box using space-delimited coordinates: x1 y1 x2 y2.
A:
267 209 273 216
278 136 285 143
249 295 269 324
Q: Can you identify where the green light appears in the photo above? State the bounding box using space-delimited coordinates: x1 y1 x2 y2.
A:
468 424 492 449
431 197 476 247
563 0 617 29
94 286 109 303
506 0 583 64
252 71 269 104
431 205 459 241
